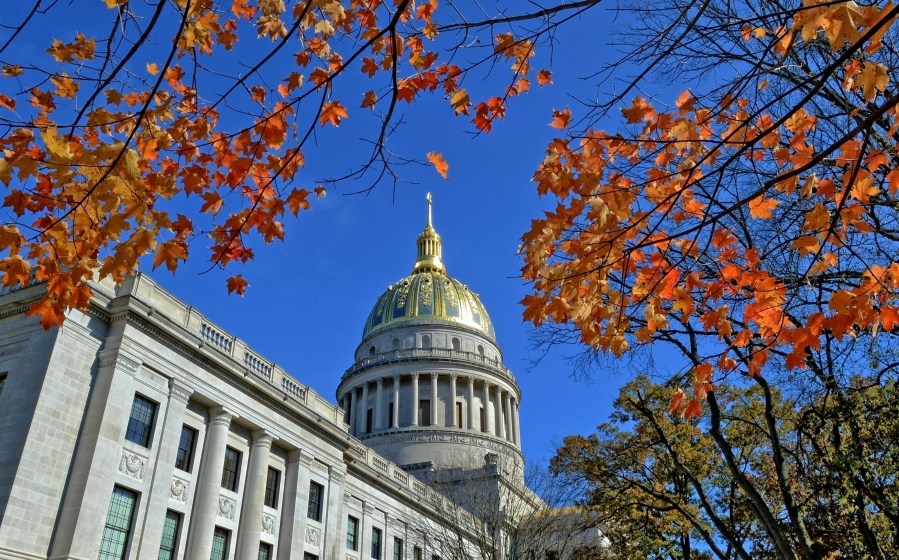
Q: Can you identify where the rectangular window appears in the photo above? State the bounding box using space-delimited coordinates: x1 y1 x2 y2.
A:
393 537 403 560
157 510 181 560
346 516 359 550
413 546 423 560
431 555 441 560
175 425 197 472
307 481 324 521
544 552 560 560
125 395 157 447
221 447 241 492
366 408 373 433
419 400 431 426
258 543 272 560
387 402 394 427
371 527 382 559
455 402 462 428
480 406 486 432
210 527 230 560
0 373 6 401
303 554 319 560
264 467 280 509
98 486 138 560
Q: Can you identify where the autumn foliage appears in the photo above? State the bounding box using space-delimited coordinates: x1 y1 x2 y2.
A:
521 1 899 419
0 0 553 327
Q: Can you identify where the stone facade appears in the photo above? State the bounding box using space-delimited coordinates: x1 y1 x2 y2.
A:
0 275 490 560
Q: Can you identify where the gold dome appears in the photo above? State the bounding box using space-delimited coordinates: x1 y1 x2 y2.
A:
361 194 496 341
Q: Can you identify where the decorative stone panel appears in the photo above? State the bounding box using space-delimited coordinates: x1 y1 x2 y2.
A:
170 477 190 503
118 449 148 481
262 513 277 535
304 525 321 546
218 496 236 520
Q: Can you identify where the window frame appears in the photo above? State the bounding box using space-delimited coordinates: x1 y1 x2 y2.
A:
258 542 273 560
98 485 138 560
393 537 404 560
371 527 383 560
210 527 230 560
157 510 181 560
264 466 281 509
346 515 359 551
221 446 242 492
307 481 324 521
124 394 157 448
419 399 431 426
174 425 197 472
413 545 423 560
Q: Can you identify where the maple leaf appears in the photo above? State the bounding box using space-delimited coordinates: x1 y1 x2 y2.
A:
286 188 311 215
361 90 377 110
683 399 702 421
668 388 685 416
147 63 159 75
550 108 571 129
450 89 470 116
152 240 188 273
536 69 552 86
747 195 779 219
320 101 348 127
621 97 655 123
50 74 79 99
314 186 326 198
427 152 449 179
853 62 889 102
226 274 249 295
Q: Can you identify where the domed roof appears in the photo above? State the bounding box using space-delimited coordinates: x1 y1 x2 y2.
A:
361 194 496 341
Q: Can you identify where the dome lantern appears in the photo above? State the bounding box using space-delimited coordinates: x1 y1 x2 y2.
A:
412 193 445 274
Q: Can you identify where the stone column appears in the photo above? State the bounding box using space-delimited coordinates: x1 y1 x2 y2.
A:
185 406 236 559
359 382 369 434
375 378 384 431
135 380 193 558
392 375 400 428
430 373 438 427
349 389 358 435
411 373 419 426
467 377 475 430
484 381 494 434
278 450 313 559
503 392 512 442
449 374 458 427
497 389 506 440
235 430 273 559
512 399 521 445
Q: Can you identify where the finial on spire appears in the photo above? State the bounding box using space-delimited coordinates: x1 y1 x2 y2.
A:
413 192 445 274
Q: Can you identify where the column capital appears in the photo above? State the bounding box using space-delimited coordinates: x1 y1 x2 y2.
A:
250 430 274 448
329 465 347 482
449 372 458 381
393 374 401 382
412 372 419 380
209 406 237 426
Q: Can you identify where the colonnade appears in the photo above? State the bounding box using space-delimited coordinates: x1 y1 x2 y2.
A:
341 372 522 446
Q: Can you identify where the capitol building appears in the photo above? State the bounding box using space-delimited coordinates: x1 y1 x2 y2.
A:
0 198 604 560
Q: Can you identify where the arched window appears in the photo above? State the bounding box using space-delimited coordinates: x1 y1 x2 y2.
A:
421 335 431 348
451 337 461 351
392 338 400 349
477 344 485 356
369 346 376 356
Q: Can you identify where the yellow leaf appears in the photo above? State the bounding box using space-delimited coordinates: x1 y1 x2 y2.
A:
41 127 72 161
854 62 889 102
147 63 159 75
450 88 470 116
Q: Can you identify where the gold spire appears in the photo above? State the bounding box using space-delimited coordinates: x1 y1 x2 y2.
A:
412 192 445 274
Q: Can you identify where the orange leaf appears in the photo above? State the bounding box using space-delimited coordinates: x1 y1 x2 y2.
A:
450 88 470 116
683 399 702 421
361 90 377 110
536 69 552 86
320 101 348 127
286 188 310 215
748 195 779 219
668 388 685 416
550 108 571 129
147 62 159 75
427 152 449 179
226 275 249 295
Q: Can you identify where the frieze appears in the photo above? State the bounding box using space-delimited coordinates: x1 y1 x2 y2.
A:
304 525 321 546
170 477 190 503
261 513 276 535
118 449 147 481
218 496 236 520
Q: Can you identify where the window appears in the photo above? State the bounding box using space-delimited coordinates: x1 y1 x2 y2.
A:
98 486 137 560
175 425 197 472
0 373 6 401
369 346 376 355
303 554 318 560
455 402 462 428
413 546 423 560
221 447 241 491
366 408 373 433
393 537 403 560
157 510 181 560
480 406 486 432
477 344 484 356
347 516 359 550
392 338 400 349
258 543 273 560
421 335 431 348
210 527 229 560
125 395 157 447
371 527 382 559
419 400 431 426
264 467 280 509
544 552 560 560
451 337 460 351
387 403 394 428
431 555 441 560
307 481 324 521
